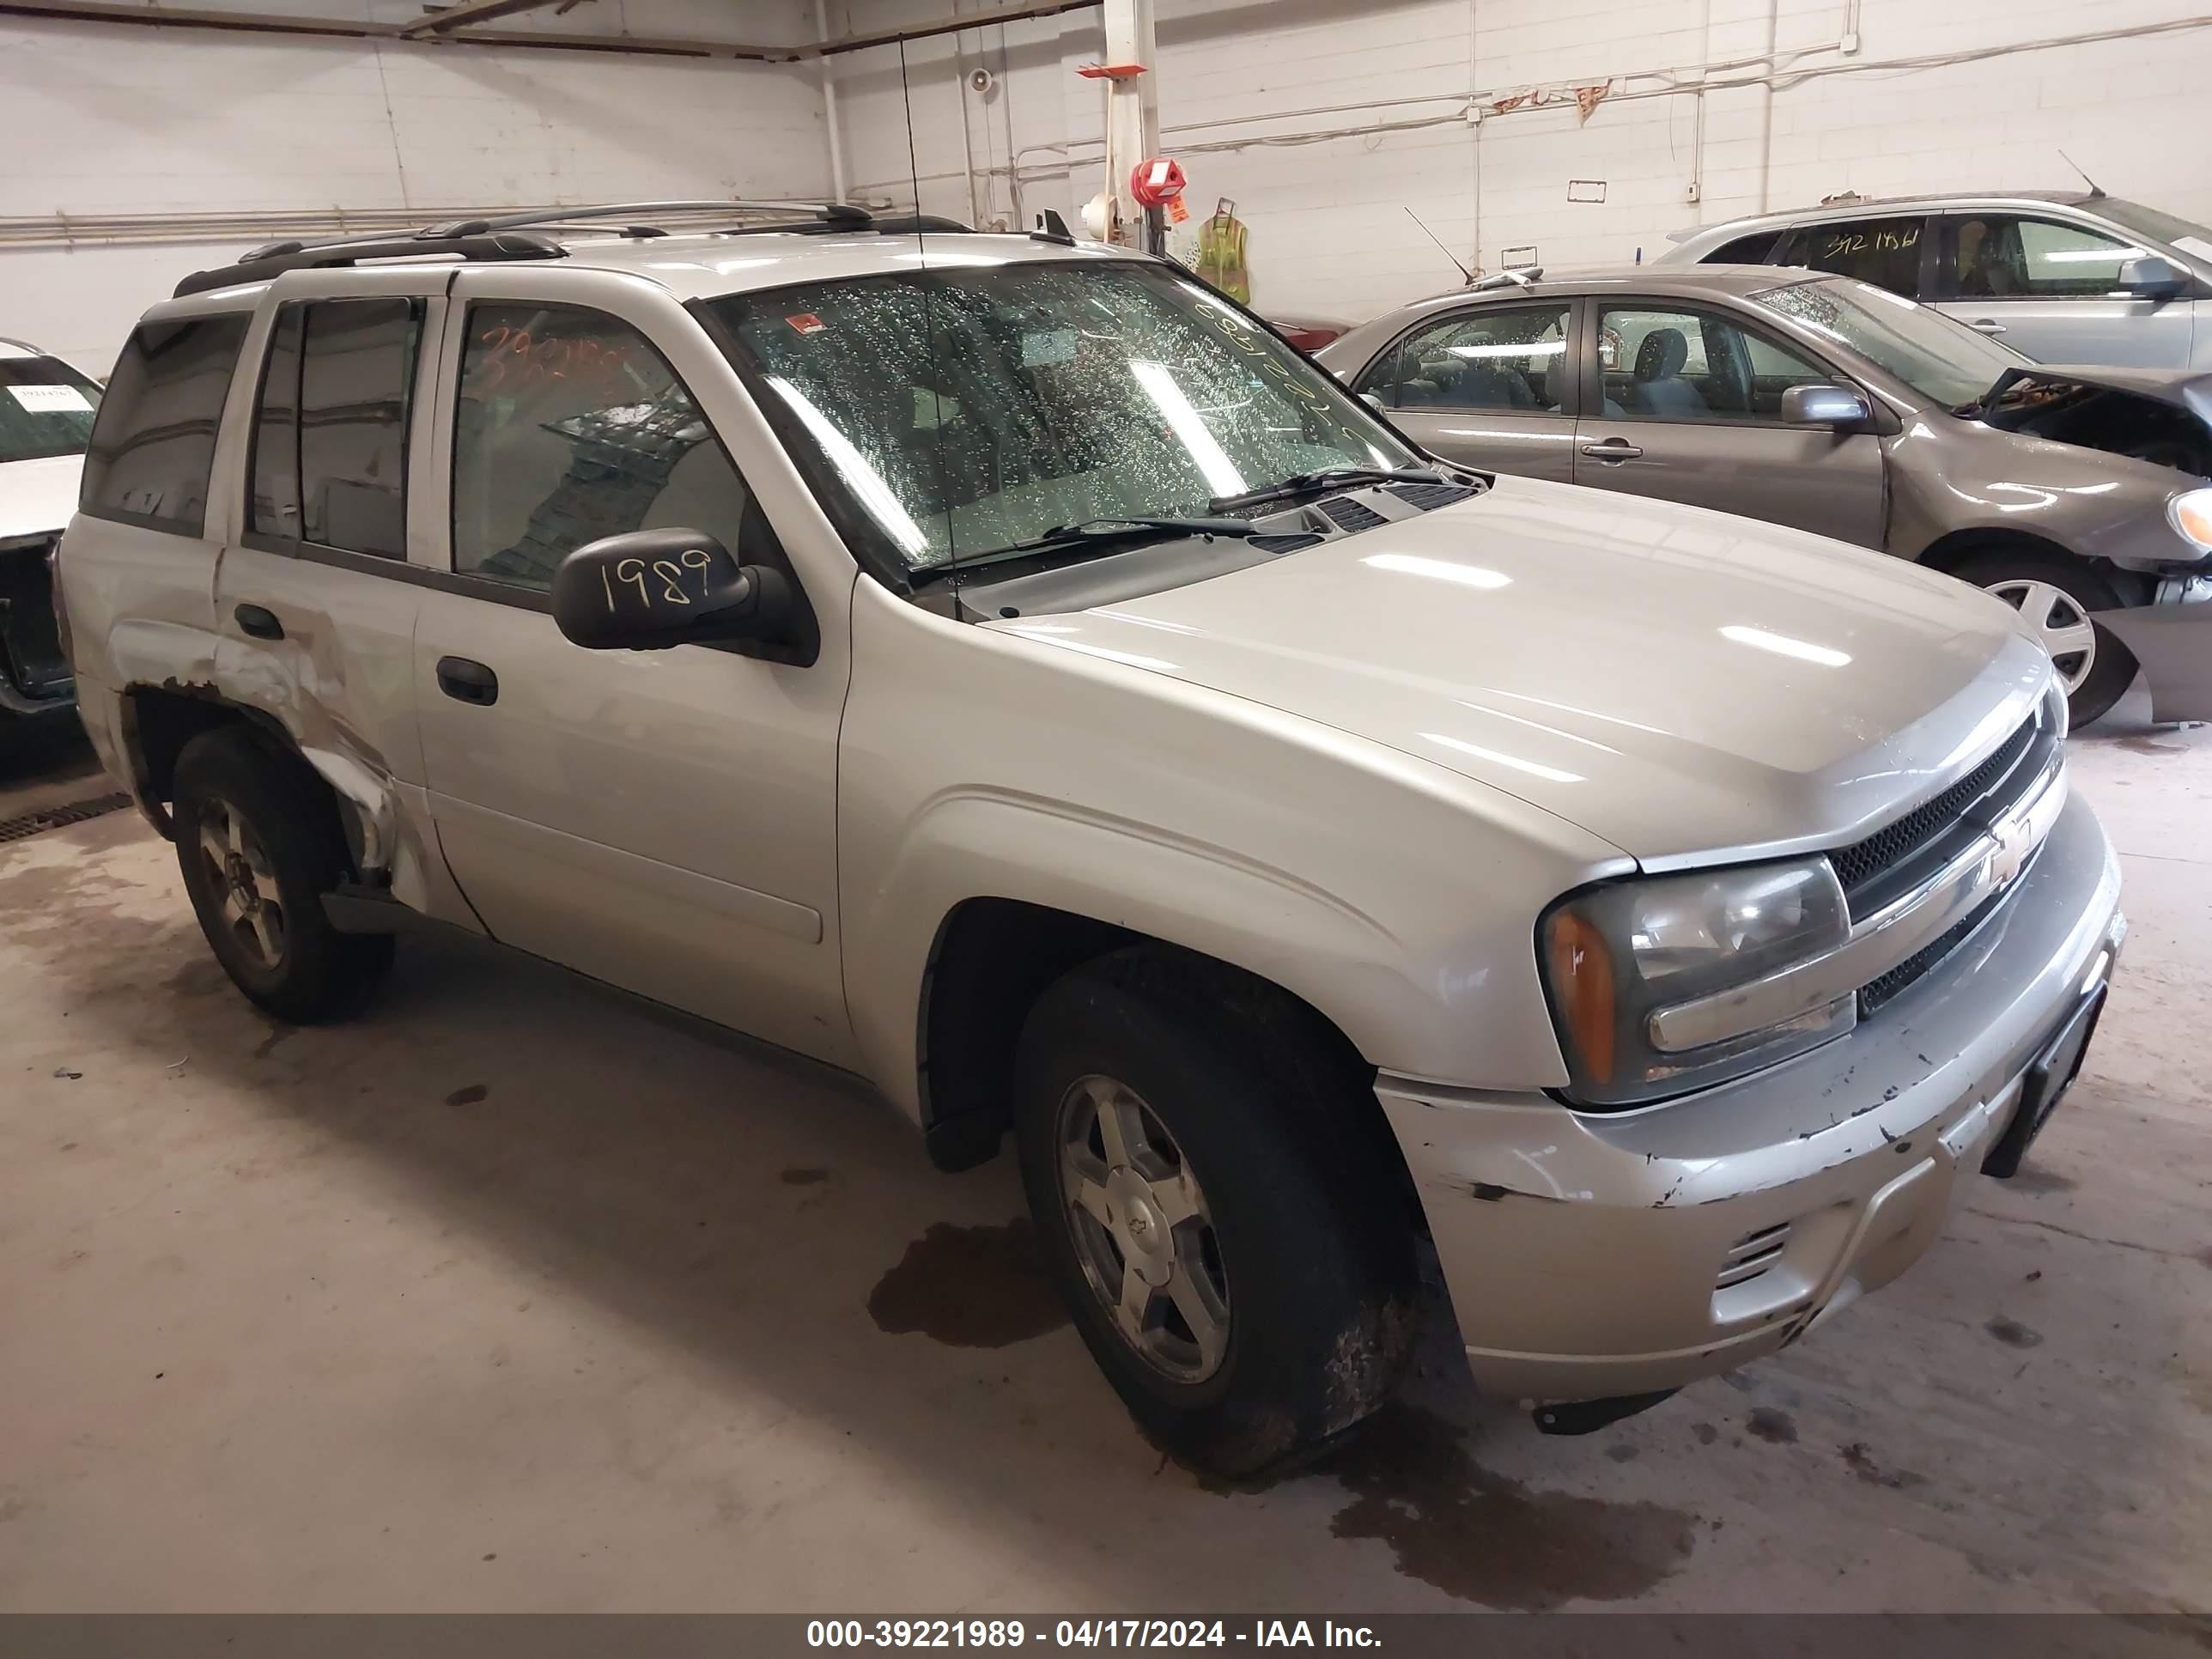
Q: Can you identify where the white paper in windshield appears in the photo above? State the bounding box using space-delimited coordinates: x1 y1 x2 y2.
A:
8 383 92 413
2174 235 2212 263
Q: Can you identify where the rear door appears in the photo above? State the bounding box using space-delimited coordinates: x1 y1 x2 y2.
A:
1351 299 1578 480
1929 210 2193 367
1572 297 1887 547
1776 214 1935 300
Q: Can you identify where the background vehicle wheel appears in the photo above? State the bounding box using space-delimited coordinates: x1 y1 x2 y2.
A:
172 728 393 1024
1012 949 1416 1477
1959 555 2136 729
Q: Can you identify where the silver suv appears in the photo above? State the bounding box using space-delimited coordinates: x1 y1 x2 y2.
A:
59 203 2124 1474
1661 191 2212 368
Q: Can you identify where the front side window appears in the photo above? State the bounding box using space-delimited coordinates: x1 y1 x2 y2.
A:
1948 215 2146 298
708 259 1415 572
0 354 102 465
80 314 250 535
453 303 766 592
1784 216 1928 297
1597 304 1836 422
251 298 419 556
1364 303 1571 412
1751 276 2022 408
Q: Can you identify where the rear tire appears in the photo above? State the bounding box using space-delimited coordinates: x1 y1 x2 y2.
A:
172 728 393 1024
1958 554 2136 729
1012 950 1416 1477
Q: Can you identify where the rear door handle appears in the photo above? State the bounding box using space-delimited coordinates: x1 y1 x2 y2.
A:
436 656 499 706
1579 439 1644 462
1969 319 2008 335
234 603 283 641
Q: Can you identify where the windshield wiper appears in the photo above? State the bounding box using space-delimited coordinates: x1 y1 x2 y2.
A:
906 516 1259 586
1207 465 1443 515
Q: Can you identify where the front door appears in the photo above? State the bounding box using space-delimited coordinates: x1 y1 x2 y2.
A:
1929 211 2195 368
1352 299 1579 481
1572 299 1887 549
409 270 856 1067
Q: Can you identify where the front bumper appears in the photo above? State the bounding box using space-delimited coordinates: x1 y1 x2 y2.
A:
1380 792 2124 1403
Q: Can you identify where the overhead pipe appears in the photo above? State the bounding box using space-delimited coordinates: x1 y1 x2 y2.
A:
817 0 848 205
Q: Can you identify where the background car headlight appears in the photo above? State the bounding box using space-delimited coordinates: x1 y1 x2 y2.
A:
2170 487 2212 554
1540 858 1853 1108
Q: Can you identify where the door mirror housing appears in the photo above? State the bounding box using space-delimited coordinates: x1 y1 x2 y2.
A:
1359 390 1389 414
551 527 794 652
1780 382 1872 429
2116 254 2189 301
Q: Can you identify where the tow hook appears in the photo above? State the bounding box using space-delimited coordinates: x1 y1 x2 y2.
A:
1531 1389 1680 1436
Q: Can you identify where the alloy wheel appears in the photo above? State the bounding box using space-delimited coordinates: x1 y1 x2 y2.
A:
197 798 287 969
1054 1073 1231 1383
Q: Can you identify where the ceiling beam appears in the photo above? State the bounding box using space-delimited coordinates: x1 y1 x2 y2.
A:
791 0 1098 59
0 0 781 58
396 0 573 38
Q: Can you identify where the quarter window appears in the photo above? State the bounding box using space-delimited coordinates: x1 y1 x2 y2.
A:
452 303 764 593
249 297 421 558
1597 304 1838 422
1948 216 2145 298
1783 216 1928 297
80 314 250 536
1365 303 1572 412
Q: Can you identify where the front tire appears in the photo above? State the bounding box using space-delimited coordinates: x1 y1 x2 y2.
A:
1959 554 2136 729
1012 951 1416 1477
172 728 393 1024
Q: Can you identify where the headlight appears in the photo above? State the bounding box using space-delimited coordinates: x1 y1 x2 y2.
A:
1540 858 1853 1108
2171 487 2212 554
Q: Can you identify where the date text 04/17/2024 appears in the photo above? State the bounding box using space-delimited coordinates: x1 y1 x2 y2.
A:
805 1620 1382 1649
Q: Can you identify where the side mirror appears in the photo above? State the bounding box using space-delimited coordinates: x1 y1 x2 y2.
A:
1780 382 1872 429
551 527 793 652
1359 391 1389 414
2117 254 2189 301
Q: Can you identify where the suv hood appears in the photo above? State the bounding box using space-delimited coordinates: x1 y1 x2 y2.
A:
0 454 84 543
991 475 2051 864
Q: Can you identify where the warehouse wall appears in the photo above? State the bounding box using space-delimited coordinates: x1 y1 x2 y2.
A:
823 0 2212 322
0 0 833 369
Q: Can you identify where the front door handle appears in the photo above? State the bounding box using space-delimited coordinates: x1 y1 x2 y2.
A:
1579 438 1644 463
234 603 283 641
1969 319 2008 335
436 656 499 706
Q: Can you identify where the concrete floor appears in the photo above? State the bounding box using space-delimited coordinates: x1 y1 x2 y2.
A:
2 693 2208 1614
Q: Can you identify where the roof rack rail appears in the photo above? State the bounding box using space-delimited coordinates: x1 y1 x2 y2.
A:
173 199 879 299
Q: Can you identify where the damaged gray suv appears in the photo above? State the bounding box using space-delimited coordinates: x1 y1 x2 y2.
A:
58 204 2124 1475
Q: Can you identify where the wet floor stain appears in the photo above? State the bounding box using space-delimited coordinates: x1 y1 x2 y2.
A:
1604 1442 1639 1462
1312 1404 1695 1609
444 1084 489 1107
1690 1422 1718 1446
780 1167 830 1186
1746 1407 1798 1444
1839 1441 1928 1491
2005 1166 2079 1196
868 1218 1069 1348
1984 1316 2044 1349
2118 737 2186 755
252 1027 295 1061
164 957 229 999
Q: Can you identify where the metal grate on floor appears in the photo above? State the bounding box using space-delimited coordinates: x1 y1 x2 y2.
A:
0 791 132 845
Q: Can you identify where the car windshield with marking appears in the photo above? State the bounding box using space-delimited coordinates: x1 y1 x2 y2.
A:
1748 276 2023 409
1 354 103 465
2096 198 2212 258
708 260 1416 574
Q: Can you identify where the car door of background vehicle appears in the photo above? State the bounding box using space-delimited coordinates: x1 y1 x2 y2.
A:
1352 300 1577 480
409 268 857 1069
1928 210 2194 368
1776 214 1936 300
1571 298 1887 548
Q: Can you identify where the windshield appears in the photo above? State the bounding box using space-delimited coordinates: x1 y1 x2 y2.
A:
709 258 1416 572
1748 276 2022 407
2098 198 2212 262
0 354 102 465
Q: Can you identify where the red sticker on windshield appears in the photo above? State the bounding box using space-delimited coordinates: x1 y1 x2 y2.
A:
786 313 827 335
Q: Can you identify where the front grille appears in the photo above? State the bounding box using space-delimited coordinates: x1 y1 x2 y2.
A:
1387 481 1481 513
1857 890 2006 1017
1717 1222 1790 1290
1248 532 1324 555
1830 703 2048 914
1317 495 1386 533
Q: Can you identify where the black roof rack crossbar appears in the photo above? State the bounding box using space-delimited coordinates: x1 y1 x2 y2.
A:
418 199 874 238
172 229 568 298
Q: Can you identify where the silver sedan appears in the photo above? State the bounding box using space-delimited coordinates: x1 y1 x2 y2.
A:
1317 265 2212 726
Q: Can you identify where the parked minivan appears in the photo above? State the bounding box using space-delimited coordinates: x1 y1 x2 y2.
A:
1662 191 2212 369
58 204 2123 1474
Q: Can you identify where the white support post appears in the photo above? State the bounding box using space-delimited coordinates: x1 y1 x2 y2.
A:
1100 0 1158 248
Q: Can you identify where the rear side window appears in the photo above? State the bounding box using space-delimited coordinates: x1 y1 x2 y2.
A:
1781 216 1928 297
1705 230 1781 265
80 314 250 536
249 297 420 558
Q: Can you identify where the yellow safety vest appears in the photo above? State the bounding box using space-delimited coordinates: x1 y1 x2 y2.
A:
1196 213 1249 303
